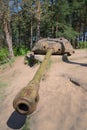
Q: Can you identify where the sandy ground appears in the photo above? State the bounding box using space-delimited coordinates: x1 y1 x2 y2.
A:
0 49 87 130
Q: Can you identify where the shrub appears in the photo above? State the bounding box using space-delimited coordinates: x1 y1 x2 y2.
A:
78 42 87 49
13 45 29 56
0 48 9 65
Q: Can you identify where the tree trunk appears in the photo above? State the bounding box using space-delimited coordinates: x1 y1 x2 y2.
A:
36 19 40 41
36 0 41 41
18 24 21 45
56 15 58 38
3 18 14 58
30 20 33 50
56 24 58 38
51 0 54 38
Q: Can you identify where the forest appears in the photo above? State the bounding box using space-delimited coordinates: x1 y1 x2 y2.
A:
0 0 87 64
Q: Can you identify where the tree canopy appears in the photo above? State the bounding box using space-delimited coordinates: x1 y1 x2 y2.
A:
0 0 87 59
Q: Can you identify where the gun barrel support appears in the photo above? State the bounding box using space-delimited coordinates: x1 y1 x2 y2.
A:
13 49 53 115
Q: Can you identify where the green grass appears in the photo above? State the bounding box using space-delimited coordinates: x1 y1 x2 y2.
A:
78 42 87 49
22 117 30 130
0 64 7 70
0 58 15 70
0 81 8 102
0 47 9 65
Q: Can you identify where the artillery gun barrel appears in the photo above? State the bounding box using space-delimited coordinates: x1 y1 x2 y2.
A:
13 49 53 115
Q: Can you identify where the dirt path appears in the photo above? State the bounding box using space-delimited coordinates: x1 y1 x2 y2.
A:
0 49 87 130
0 57 39 130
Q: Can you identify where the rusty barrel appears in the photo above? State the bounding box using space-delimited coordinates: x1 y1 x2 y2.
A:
13 49 53 115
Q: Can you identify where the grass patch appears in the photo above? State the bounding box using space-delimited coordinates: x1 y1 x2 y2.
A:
0 81 8 102
0 64 7 70
22 117 30 130
0 82 7 88
0 58 15 70
78 42 87 49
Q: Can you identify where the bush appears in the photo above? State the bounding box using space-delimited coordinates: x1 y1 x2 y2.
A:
78 42 87 49
13 45 29 56
0 48 9 65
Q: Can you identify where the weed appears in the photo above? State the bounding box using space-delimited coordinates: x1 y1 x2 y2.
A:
8 58 15 67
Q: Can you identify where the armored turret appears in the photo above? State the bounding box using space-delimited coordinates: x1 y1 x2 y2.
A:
32 37 75 56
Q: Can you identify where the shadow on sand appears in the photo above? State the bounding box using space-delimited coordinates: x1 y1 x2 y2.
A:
62 54 87 67
7 111 27 129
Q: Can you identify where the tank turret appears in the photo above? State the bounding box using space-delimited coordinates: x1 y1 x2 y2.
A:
32 37 75 56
